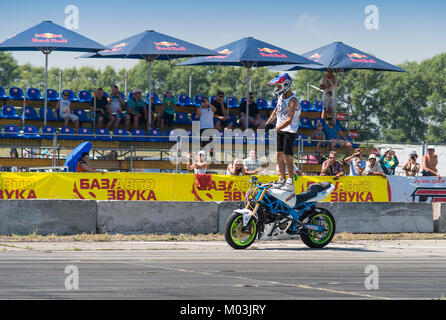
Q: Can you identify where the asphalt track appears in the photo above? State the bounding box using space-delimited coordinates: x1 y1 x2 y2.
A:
0 240 445 300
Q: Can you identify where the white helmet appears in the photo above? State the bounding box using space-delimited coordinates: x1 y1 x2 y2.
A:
268 73 293 97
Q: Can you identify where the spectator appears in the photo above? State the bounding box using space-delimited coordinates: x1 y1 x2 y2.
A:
322 116 352 154
243 150 263 175
320 151 344 180
402 151 420 177
196 96 217 148
344 148 366 176
311 123 327 153
90 88 111 129
239 92 266 130
149 95 161 129
56 90 79 132
380 148 399 175
212 91 233 131
226 158 247 175
422 145 441 178
76 152 97 172
186 151 208 174
160 90 176 132
362 154 386 177
108 85 126 130
126 89 145 131
10 148 18 172
319 68 338 119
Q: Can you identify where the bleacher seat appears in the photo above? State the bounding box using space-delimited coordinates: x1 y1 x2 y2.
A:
96 128 112 141
113 128 132 142
8 87 24 100
26 88 43 101
1 105 20 119
3 125 21 138
271 98 278 109
313 118 326 127
46 89 59 102
0 86 8 100
226 96 239 108
193 95 204 106
78 127 96 141
210 96 217 104
131 129 149 142
73 108 92 122
256 98 268 109
174 112 191 125
178 94 194 106
22 125 40 139
191 112 200 122
62 90 78 102
240 97 247 106
299 117 314 129
40 126 57 140
300 100 313 112
147 129 164 142
59 127 79 140
39 107 58 121
77 90 92 103
23 106 39 120
314 101 323 112
146 92 162 106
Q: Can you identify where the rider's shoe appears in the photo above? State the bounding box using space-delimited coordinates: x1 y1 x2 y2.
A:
272 178 285 189
280 178 295 192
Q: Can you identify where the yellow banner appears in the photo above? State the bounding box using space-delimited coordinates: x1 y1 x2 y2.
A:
0 173 389 202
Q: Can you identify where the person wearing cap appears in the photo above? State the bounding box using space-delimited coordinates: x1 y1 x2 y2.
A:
226 158 247 176
379 148 399 175
402 151 420 177
160 90 176 132
186 151 207 174
311 122 327 153
125 89 145 131
322 116 352 154
422 145 441 178
362 154 386 177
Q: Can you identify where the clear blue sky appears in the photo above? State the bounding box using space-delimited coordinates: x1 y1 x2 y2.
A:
1 0 445 70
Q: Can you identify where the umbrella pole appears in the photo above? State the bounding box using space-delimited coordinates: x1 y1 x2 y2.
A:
44 51 49 127
246 66 250 130
333 69 338 118
147 60 152 131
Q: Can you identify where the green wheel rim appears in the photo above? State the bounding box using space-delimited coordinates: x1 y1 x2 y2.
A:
230 215 256 246
308 213 334 245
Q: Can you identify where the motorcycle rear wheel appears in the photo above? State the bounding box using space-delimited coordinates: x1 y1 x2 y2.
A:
224 212 258 249
299 208 336 248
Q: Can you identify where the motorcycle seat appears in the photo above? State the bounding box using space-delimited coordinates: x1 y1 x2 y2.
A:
294 182 332 206
308 182 332 193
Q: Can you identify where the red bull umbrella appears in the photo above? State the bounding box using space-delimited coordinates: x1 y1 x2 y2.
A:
178 37 318 128
0 20 106 126
79 30 218 130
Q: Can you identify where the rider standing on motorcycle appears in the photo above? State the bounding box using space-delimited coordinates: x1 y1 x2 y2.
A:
265 73 301 192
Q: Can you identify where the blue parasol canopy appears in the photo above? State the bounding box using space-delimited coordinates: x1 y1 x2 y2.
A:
64 141 92 172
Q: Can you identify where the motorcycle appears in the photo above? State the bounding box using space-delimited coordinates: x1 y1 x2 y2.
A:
224 176 336 249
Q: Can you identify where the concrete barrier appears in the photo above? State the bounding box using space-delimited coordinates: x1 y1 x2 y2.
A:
0 200 444 235
97 201 219 234
0 200 97 235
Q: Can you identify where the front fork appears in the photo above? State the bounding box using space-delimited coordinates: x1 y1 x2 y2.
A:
240 187 267 227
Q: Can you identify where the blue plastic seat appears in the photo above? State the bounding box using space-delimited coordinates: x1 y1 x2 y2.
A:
0 86 8 100
300 100 314 112
59 126 79 140
256 98 268 109
146 129 164 142
26 88 43 101
38 107 58 121
299 117 314 129
22 125 41 139
210 96 217 104
46 89 59 102
193 95 204 106
40 126 57 140
226 96 239 108
131 129 148 142
23 106 39 120
174 112 191 125
314 101 324 112
8 87 24 100
313 118 326 127
178 94 194 106
190 112 200 122
1 105 20 119
271 98 278 109
77 90 92 103
78 127 96 141
73 108 92 122
61 90 78 102
145 92 161 106
240 97 247 106
113 128 132 142
3 124 21 138
96 128 113 141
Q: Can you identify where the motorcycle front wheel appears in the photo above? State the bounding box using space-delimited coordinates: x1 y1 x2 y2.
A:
224 212 258 250
299 208 336 249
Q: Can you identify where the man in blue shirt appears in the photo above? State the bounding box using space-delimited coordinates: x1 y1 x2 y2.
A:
322 116 352 154
344 148 366 176
125 89 146 131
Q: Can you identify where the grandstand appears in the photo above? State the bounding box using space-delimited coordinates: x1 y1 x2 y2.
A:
0 86 366 174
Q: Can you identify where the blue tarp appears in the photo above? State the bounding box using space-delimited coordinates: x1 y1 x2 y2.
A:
64 141 92 172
